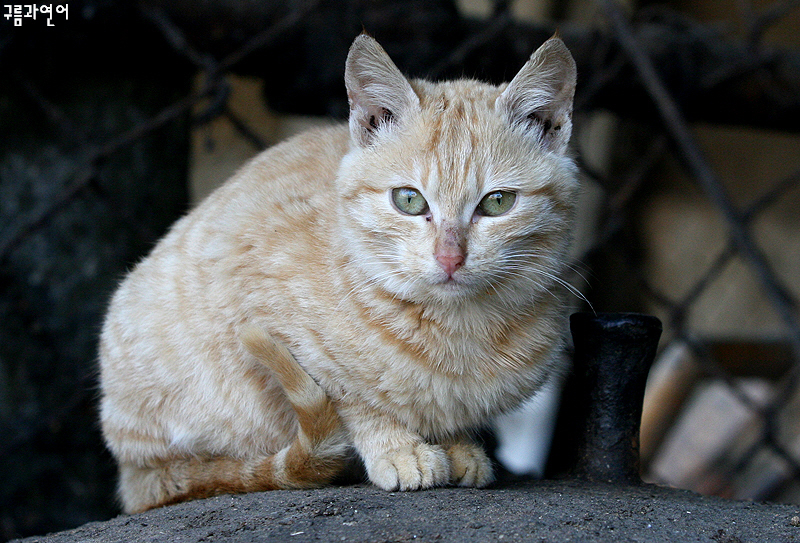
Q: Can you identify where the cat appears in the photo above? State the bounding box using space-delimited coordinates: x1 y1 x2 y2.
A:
98 33 579 513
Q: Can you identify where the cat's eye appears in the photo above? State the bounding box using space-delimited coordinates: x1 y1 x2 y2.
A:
391 187 429 216
476 190 517 217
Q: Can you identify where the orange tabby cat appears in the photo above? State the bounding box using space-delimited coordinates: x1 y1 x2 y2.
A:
99 33 579 513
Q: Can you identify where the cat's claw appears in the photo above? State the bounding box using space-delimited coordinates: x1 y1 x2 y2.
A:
447 442 494 488
369 443 451 491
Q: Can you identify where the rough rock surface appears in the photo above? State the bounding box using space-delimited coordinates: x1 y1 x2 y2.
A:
13 479 800 543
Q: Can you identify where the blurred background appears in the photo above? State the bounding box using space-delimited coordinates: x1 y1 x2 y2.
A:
1 0 799 540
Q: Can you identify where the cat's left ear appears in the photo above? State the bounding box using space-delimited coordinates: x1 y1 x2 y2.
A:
496 36 577 154
345 34 421 147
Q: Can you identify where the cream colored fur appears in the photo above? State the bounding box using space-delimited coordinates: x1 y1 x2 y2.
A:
99 34 579 512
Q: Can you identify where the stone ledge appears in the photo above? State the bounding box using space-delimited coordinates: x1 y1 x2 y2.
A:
13 480 800 543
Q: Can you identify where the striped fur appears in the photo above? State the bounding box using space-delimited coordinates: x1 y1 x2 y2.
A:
115 328 347 513
99 35 579 512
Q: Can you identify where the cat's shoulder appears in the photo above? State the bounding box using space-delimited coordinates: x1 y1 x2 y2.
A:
246 123 350 181
197 123 349 213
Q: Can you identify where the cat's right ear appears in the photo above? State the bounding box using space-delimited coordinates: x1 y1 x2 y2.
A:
345 34 420 147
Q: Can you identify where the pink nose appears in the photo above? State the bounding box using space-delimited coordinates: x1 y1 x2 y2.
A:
436 254 464 276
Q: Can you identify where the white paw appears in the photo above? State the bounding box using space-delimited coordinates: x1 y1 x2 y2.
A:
368 443 451 491
447 442 494 488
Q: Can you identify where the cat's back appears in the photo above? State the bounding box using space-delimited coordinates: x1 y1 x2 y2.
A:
99 123 351 461
118 123 349 295
105 122 351 333
188 123 349 237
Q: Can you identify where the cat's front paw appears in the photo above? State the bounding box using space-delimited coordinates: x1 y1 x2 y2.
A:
447 442 494 488
368 443 451 491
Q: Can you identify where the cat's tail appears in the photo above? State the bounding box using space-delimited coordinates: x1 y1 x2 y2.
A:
239 325 350 478
118 327 349 513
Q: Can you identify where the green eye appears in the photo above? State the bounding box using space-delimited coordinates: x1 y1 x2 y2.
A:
391 187 429 216
477 190 516 217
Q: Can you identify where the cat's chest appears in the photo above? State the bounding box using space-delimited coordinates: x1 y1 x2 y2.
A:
319 311 550 437
266 263 561 437
361 345 542 438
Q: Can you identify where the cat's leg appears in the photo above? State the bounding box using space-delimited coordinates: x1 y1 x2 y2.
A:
342 404 451 491
440 437 494 488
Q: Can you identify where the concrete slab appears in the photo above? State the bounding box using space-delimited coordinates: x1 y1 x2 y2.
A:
13 479 800 543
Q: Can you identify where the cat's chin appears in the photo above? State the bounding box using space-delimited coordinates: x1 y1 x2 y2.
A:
436 277 463 290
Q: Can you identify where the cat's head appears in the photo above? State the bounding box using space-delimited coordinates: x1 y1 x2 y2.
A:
336 34 579 307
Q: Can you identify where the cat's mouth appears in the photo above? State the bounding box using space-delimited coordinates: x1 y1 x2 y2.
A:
436 272 463 288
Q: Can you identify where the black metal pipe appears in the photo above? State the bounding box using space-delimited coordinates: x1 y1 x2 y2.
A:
548 312 662 484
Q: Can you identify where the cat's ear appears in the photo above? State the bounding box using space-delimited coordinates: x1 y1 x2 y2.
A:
496 36 577 154
345 34 420 147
